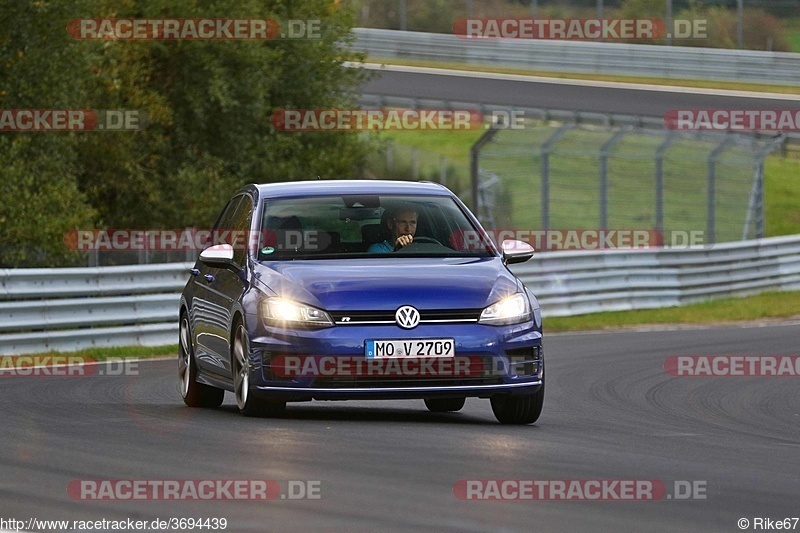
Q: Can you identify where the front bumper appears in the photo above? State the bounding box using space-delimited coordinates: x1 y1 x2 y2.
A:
245 319 543 401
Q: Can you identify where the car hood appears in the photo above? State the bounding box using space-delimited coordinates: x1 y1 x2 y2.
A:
251 257 520 311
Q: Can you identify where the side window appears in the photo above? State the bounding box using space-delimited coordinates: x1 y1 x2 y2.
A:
212 197 241 234
229 195 253 266
209 194 252 266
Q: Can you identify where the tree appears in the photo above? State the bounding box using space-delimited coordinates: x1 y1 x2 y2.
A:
0 0 97 267
0 0 374 266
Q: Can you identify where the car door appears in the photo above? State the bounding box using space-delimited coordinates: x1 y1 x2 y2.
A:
191 195 246 376
206 193 254 377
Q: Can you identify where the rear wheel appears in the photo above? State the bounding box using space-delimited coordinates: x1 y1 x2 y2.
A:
233 323 286 418
490 379 544 425
179 315 224 408
424 397 466 412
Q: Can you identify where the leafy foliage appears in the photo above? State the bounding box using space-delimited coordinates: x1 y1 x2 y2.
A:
0 0 373 266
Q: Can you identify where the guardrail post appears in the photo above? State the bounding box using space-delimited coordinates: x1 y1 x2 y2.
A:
599 128 628 231
540 123 575 231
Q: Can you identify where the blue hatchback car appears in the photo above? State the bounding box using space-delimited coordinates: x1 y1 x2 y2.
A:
179 180 544 424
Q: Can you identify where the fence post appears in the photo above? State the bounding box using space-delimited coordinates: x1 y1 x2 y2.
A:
386 140 394 172
440 156 447 186
599 128 628 231
470 124 502 212
655 131 678 235
411 147 419 180
744 135 784 240
707 137 733 245
399 0 407 30
540 123 575 231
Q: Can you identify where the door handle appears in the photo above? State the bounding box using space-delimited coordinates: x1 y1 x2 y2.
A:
190 268 200 276
204 274 215 283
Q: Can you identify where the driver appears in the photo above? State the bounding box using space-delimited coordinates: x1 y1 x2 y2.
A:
368 205 418 252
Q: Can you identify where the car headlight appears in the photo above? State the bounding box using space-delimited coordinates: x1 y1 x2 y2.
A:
479 293 531 326
262 298 333 328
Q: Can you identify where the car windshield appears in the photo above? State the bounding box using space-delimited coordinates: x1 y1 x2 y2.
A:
257 194 495 260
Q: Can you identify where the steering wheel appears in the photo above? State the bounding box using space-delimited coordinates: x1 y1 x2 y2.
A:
393 236 444 251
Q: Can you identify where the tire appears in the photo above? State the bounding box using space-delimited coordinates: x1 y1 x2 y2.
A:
179 314 224 408
232 323 286 418
424 397 466 412
490 379 545 425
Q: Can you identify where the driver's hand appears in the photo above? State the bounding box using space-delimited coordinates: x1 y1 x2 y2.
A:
394 234 413 248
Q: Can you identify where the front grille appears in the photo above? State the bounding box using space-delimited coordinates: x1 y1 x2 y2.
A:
311 376 504 389
329 308 482 325
309 355 500 388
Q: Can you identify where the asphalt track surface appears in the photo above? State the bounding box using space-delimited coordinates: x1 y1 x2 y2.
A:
2 323 798 532
360 66 800 116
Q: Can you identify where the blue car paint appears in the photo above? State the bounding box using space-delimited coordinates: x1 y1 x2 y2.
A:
180 180 542 403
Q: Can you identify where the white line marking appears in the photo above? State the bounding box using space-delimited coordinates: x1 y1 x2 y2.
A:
547 319 800 337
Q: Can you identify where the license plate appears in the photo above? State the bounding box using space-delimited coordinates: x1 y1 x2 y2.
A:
365 339 455 359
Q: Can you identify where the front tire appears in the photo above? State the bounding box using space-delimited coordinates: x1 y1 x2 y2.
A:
490 380 544 425
179 315 224 408
424 397 466 412
233 323 286 418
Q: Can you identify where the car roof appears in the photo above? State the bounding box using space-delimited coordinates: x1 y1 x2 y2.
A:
250 180 452 199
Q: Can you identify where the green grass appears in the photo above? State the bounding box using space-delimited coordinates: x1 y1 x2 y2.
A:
376 129 800 238
784 18 800 53
366 57 800 95
787 31 800 53
546 290 800 332
9 345 178 361
765 155 800 236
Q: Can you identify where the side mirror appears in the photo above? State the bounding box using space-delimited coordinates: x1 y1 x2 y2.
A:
199 243 240 271
501 239 535 264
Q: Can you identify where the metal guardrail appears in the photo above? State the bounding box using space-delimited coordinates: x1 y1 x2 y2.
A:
1 234 799 354
513 234 800 316
0 263 192 355
353 28 800 86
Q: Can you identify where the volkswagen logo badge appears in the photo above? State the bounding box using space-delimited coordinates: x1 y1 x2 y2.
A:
395 306 420 329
